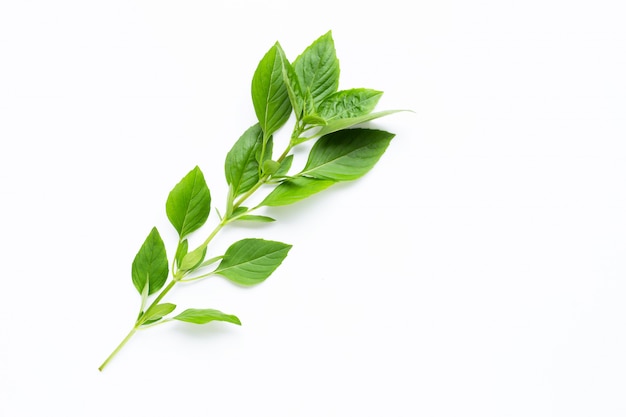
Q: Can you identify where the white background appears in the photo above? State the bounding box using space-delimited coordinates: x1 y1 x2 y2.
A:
1 1 625 416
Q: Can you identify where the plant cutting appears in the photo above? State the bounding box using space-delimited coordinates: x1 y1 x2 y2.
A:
99 31 406 371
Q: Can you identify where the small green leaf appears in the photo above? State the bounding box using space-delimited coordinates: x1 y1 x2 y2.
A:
173 308 241 325
302 113 327 126
260 177 335 207
262 160 281 176
175 239 188 269
237 214 276 222
293 31 340 106
214 238 292 285
274 155 293 177
179 245 207 272
166 166 211 238
277 44 304 120
256 135 274 166
318 89 382 121
313 110 405 138
231 206 249 217
143 303 176 323
196 255 223 269
252 42 292 137
225 124 265 197
300 128 394 181
132 227 169 295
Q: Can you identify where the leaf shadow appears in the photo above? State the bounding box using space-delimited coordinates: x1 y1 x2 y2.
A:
170 321 242 341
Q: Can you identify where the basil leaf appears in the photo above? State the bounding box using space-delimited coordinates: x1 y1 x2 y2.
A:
173 308 241 325
174 239 188 269
179 245 207 272
143 303 176 323
313 110 405 138
214 238 292 285
231 206 249 217
302 113 327 126
237 215 276 223
277 44 304 120
229 206 274 222
225 124 264 197
256 135 273 166
131 227 169 295
262 160 281 176
252 42 292 137
300 128 394 181
274 155 293 177
318 88 382 121
166 166 211 238
260 177 335 207
293 31 340 107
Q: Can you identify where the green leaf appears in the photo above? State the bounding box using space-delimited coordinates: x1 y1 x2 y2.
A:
196 255 223 269
256 135 274 166
231 206 249 217
237 214 276 223
274 155 293 177
173 308 241 325
131 227 169 295
277 44 304 120
166 166 211 238
302 113 327 126
318 89 383 121
262 160 281 176
293 31 340 107
225 124 264 197
214 238 292 285
260 177 335 207
299 128 394 181
229 206 275 222
143 303 176 322
312 110 405 139
252 42 292 137
179 245 207 272
175 239 188 269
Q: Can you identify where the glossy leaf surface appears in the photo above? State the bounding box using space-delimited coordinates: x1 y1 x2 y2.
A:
252 43 292 137
166 166 211 238
131 227 169 295
173 309 241 325
300 128 394 181
214 238 291 285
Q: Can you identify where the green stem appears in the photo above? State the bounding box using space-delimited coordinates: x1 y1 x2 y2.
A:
232 124 302 211
98 327 137 371
98 279 177 371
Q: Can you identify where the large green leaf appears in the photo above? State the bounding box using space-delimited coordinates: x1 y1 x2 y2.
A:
300 128 395 181
166 166 211 238
252 42 292 137
131 227 169 295
318 89 382 121
260 177 335 207
173 308 241 325
312 110 405 139
214 238 292 286
225 124 264 197
293 31 340 106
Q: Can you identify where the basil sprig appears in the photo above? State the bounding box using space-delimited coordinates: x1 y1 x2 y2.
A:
99 31 407 371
